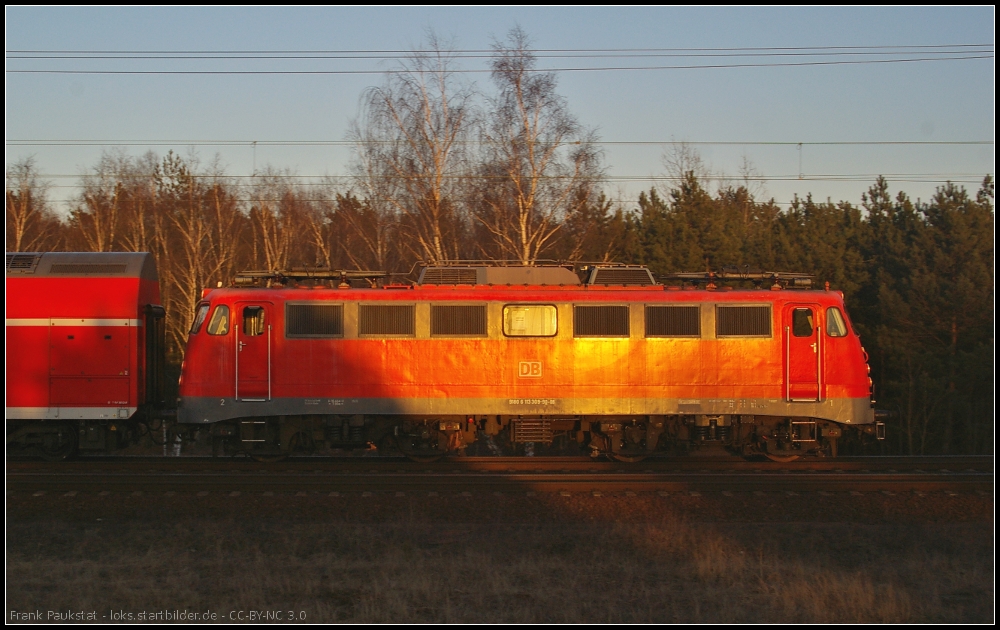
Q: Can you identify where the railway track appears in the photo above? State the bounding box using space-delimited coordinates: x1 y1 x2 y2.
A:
7 456 992 495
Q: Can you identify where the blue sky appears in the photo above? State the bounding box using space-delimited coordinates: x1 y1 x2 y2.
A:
5 6 994 216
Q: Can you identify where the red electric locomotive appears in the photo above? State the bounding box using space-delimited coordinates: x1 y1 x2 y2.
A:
177 264 883 461
6 252 167 458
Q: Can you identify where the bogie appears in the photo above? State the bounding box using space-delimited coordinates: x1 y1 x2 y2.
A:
192 412 859 462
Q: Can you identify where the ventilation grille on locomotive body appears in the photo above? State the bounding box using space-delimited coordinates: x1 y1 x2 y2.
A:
359 304 416 335
716 305 772 336
431 305 487 336
646 305 701 337
574 305 630 337
420 268 479 285
286 304 344 337
587 267 656 286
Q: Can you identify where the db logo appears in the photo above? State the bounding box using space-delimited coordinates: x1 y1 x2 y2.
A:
518 361 542 378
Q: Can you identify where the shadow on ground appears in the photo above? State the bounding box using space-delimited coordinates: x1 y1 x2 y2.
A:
6 480 993 623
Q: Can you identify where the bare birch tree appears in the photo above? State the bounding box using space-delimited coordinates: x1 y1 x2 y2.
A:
349 32 475 264
150 152 245 355
5 157 60 252
345 133 408 271
475 26 602 264
660 141 718 198
70 150 134 252
246 168 308 270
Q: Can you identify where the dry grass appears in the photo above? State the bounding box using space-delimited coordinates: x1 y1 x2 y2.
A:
7 517 993 623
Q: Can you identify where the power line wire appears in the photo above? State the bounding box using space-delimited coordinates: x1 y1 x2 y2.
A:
7 55 993 74
7 140 993 147
29 174 990 183
8 49 993 61
7 43 992 54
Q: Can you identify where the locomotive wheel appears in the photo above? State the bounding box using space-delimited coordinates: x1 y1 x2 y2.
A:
400 451 444 464
764 453 801 463
242 417 288 462
824 437 839 458
249 451 288 463
287 431 315 456
377 434 401 457
610 451 648 463
397 436 444 463
37 423 77 461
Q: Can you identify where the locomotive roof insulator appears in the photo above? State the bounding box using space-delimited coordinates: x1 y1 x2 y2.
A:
231 268 389 288
661 269 814 290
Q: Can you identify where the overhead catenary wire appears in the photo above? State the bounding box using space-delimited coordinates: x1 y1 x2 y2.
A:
8 50 994 61
6 139 993 147
31 194 983 210
9 43 990 218
7 54 994 74
6 43 994 74
7 43 993 56
26 173 991 183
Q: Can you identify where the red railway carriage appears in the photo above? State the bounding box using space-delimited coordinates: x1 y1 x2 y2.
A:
6 252 167 458
178 265 880 461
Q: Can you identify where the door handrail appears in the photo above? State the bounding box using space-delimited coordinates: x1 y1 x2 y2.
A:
784 325 790 402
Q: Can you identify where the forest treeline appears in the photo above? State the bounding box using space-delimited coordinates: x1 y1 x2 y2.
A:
5 29 994 455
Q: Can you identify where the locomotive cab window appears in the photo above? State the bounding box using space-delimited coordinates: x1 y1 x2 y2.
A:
287 303 344 338
207 305 230 335
242 306 266 336
189 304 209 334
826 306 848 337
792 308 815 337
503 305 557 337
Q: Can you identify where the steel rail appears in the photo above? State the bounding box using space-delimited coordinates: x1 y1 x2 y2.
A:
7 455 993 474
7 469 991 494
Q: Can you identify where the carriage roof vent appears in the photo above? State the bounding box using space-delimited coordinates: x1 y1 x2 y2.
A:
50 263 128 275
7 252 157 279
5 253 42 274
585 265 657 286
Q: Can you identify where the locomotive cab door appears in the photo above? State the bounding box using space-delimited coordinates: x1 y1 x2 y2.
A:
236 302 272 402
783 304 821 402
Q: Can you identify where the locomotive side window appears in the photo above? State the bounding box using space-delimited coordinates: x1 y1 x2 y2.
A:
826 307 848 337
207 305 230 335
716 305 771 337
359 304 415 336
286 303 344 337
242 306 266 336
792 308 815 337
503 305 557 337
189 304 209 334
574 305 629 337
431 305 487 336
645 305 700 337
